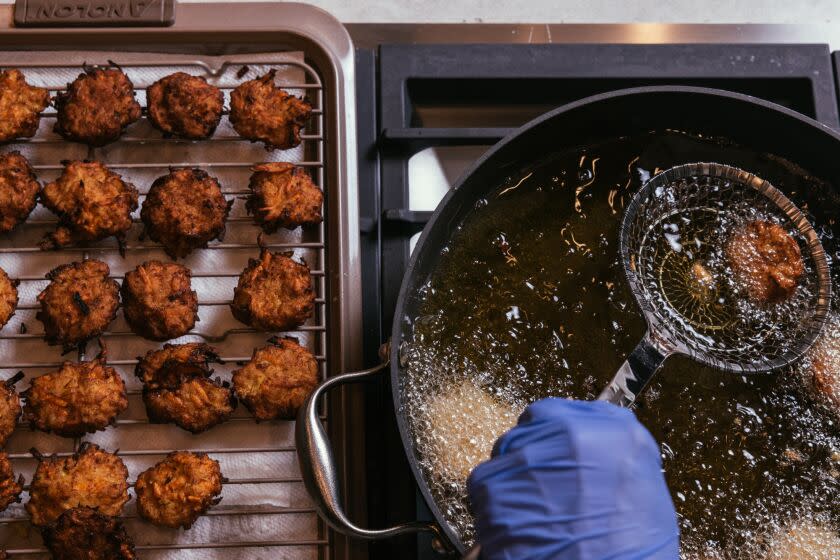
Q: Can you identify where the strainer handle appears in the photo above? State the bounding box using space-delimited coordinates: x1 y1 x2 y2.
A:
597 333 670 407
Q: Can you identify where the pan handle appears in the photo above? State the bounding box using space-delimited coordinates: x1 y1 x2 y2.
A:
295 344 453 553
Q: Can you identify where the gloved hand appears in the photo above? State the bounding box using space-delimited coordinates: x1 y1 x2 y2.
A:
467 398 679 560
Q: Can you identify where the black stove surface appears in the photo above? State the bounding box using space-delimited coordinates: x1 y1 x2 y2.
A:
353 43 840 560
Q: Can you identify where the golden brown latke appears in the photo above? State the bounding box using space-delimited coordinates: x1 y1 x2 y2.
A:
140 168 231 259
36 259 120 349
26 443 130 527
121 260 198 341
231 249 315 331
135 342 233 433
0 451 23 512
0 151 40 233
0 372 22 446
40 161 139 251
135 342 219 389
147 72 223 140
54 67 141 146
246 162 323 232
229 70 312 150
726 220 804 304
135 451 223 529
23 351 127 437
805 313 840 416
0 266 18 330
143 376 235 434
0 69 50 142
42 506 136 560
233 337 318 420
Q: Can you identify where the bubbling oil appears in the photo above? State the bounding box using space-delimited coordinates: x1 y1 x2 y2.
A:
401 130 840 557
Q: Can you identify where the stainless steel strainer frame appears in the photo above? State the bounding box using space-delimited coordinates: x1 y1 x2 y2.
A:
598 162 832 407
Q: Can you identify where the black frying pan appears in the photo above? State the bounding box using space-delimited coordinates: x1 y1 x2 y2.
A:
296 86 840 555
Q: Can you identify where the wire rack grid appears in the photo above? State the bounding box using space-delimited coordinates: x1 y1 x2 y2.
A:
0 51 331 560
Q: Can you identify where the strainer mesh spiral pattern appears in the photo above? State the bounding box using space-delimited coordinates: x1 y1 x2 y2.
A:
620 163 831 373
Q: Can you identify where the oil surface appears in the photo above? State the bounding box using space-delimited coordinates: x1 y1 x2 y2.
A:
400 130 840 558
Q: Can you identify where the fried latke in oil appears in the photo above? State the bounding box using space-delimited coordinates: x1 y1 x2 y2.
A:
135 342 219 389
143 376 235 434
141 168 231 259
229 70 312 150
0 69 50 142
40 161 139 251
231 249 314 331
135 451 223 529
805 313 840 416
0 451 23 512
121 260 198 341
23 351 127 437
726 220 804 304
0 373 22 446
54 68 141 146
0 151 40 233
26 443 129 527
0 266 18 331
246 162 323 232
36 259 120 349
42 506 136 560
147 72 223 140
233 337 318 420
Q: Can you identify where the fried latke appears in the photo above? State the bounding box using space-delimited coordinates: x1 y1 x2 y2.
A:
147 72 223 140
42 506 136 560
726 220 804 304
765 520 840 560
143 376 235 433
135 342 232 432
54 68 141 146
141 168 231 259
121 260 197 341
36 259 120 348
23 351 127 437
230 249 314 331
246 162 323 232
135 451 222 529
26 443 129 526
0 373 22 446
0 69 50 142
0 451 23 512
233 337 318 420
0 151 40 233
135 342 219 389
40 161 138 251
0 266 18 331
805 312 840 416
229 70 312 150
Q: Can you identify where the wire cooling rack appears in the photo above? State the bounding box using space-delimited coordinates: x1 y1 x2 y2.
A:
0 51 331 559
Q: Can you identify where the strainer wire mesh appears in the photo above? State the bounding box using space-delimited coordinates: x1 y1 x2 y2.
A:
619 162 831 373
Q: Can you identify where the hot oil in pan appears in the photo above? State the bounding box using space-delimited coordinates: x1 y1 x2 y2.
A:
402 130 840 557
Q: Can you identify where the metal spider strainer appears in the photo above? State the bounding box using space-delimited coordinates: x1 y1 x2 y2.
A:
598 162 832 407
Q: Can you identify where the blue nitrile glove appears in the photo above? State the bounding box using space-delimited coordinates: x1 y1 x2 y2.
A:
467 398 679 560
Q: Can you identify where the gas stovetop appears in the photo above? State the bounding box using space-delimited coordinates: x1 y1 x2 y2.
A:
350 33 840 560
